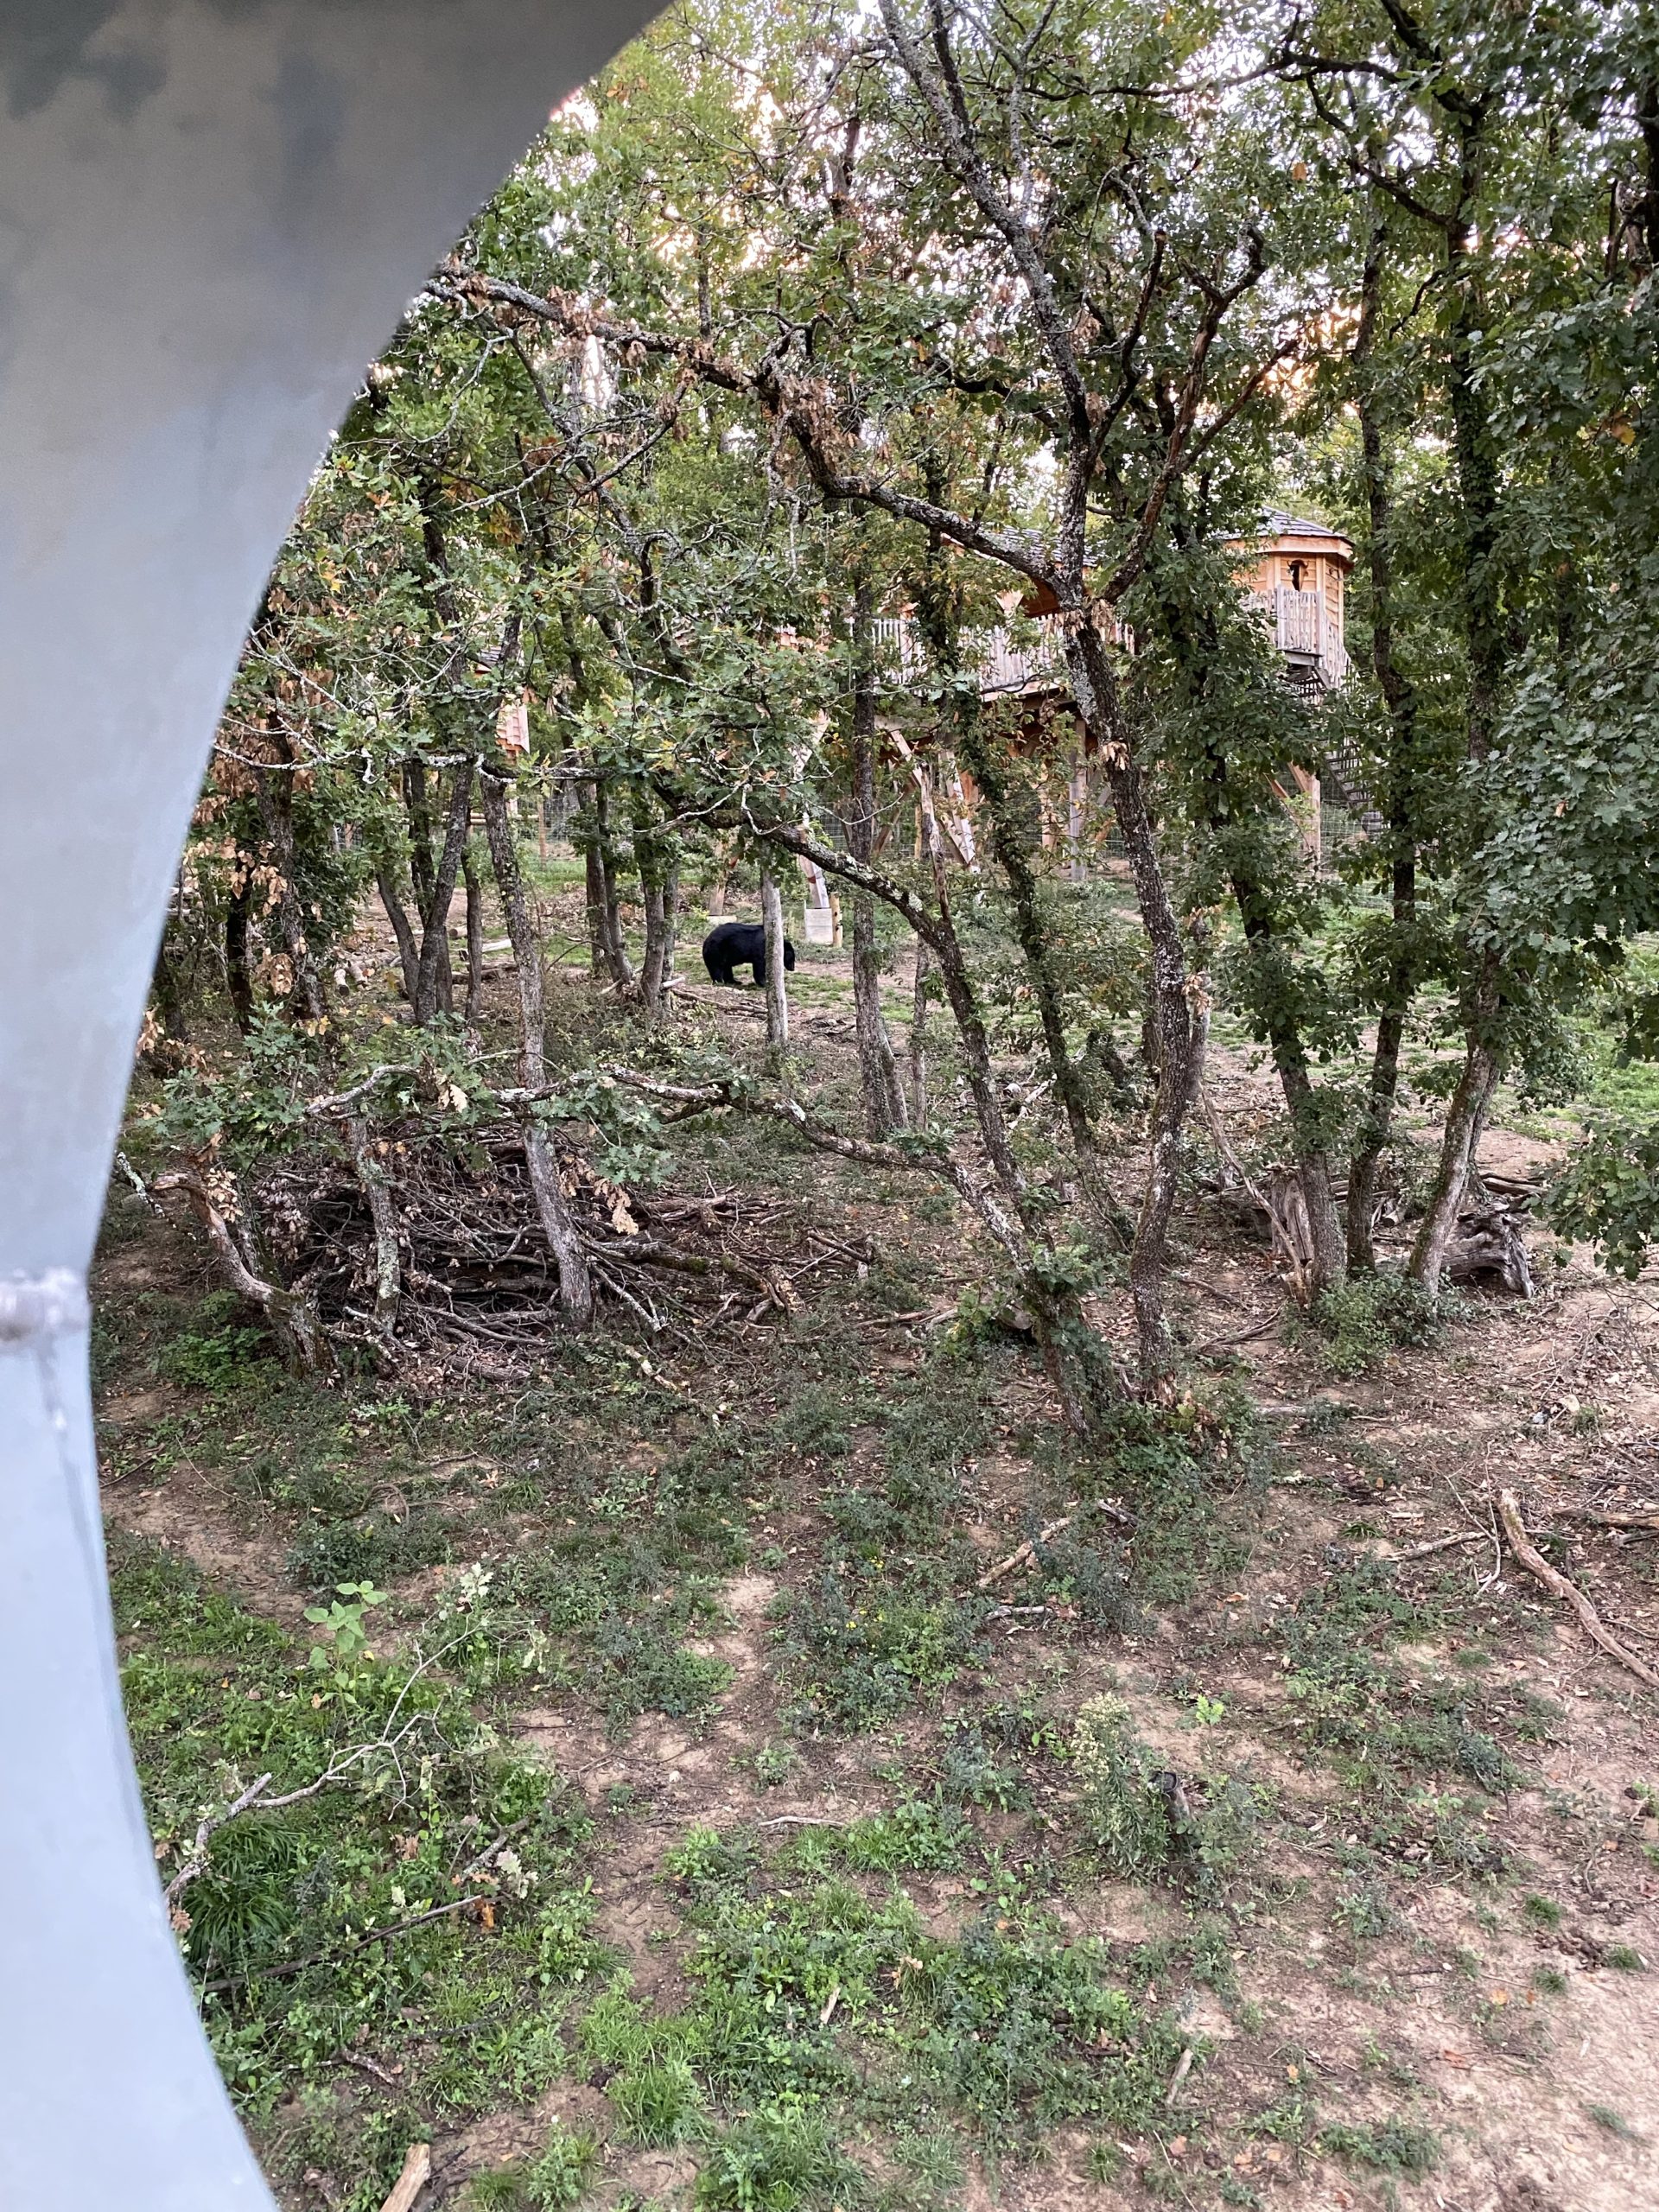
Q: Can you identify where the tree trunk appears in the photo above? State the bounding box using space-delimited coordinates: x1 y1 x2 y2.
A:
585 841 607 978
659 859 680 989
1410 1033 1501 1294
760 868 789 1058
461 842 486 1026
479 767 594 1326
638 857 680 1026
1071 626 1198 1379
591 779 633 988
1347 1005 1404 1272
225 874 254 1030
375 858 421 1008
402 760 454 1014
252 757 327 1023
156 1163 334 1375
636 805 678 1024
848 582 905 1135
1347 220 1422 1271
954 706 1096 1169
413 759 473 1024
149 928 190 1046
344 1114 401 1336
909 939 931 1123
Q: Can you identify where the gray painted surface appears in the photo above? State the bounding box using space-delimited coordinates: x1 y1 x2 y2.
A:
0 4 653 2202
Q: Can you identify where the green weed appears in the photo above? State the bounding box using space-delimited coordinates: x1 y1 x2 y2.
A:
156 1291 275 1394
465 2125 598 2209
610 2056 704 2147
1302 1274 1447 1378
1318 2118 1440 2176
695 2108 860 2209
1071 1697 1258 1894
1587 2103 1640 2140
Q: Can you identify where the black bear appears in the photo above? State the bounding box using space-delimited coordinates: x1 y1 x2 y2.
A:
702 919 797 987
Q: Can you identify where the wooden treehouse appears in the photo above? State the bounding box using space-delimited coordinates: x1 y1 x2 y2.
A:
791 511 1358 932
1227 511 1358 866
875 511 1357 883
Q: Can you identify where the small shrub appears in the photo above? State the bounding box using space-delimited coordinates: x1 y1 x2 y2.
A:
156 1292 272 1393
694 2107 860 2210
937 1721 1029 1810
783 1573 980 1731
1334 1879 1396 1942
287 1510 452 1591
465 2125 597 2209
837 1801 968 1873
1318 2118 1440 2177
1586 2102 1640 2139
1303 1274 1446 1378
610 2057 702 2147
1071 1697 1256 1893
1072 1698 1175 1876
738 1738 800 1789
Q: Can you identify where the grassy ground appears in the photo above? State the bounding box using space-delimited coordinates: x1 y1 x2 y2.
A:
98 888 1659 2212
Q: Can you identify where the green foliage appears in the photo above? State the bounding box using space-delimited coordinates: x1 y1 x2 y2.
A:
288 1510 453 1592
1586 2104 1641 2140
1302 1274 1446 1378
111 1538 604 2151
1279 1567 1518 1796
304 1582 388 1669
156 1291 275 1395
834 1803 969 1875
694 2109 860 2211
1071 1697 1257 1895
782 1573 981 1732
610 2056 705 2147
1546 1100 1659 1279
109 1533 287 1660
1318 2119 1440 2177
465 2125 598 2209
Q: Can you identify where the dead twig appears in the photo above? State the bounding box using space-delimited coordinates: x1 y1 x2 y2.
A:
165 1771 276 1910
1381 1530 1488 1563
1497 1490 1659 1690
1192 1312 1281 1355
977 1514 1075 1590
856 1304 957 1331
1165 2044 1196 2107
114 1149 164 1212
199 1895 490 1993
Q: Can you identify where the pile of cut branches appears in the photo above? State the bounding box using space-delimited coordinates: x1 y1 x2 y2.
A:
202 1122 870 1376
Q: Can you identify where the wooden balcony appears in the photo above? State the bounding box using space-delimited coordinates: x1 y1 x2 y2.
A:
1247 587 1350 688
870 613 1072 696
876 590 1348 702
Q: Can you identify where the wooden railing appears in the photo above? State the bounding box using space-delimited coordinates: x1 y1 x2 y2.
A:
874 591 1350 697
870 613 1071 696
1247 588 1350 686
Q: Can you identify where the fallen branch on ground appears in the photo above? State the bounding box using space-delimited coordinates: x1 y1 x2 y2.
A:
1380 1530 1489 1563
377 2143 430 2212
978 1514 1073 1587
199 1894 490 1993
1497 1489 1659 1689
